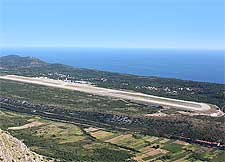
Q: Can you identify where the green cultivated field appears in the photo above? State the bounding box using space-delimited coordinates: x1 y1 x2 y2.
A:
0 110 135 162
0 110 224 162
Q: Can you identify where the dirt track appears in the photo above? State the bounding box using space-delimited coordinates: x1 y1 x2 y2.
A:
0 75 222 116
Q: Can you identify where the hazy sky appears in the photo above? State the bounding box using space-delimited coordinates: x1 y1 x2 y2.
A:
0 0 224 49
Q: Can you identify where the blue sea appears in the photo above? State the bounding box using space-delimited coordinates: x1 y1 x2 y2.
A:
0 48 224 84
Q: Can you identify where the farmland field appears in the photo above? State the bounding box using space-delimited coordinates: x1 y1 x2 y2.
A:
0 109 224 162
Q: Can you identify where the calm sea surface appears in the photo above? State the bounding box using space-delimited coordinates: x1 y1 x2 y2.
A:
0 48 224 84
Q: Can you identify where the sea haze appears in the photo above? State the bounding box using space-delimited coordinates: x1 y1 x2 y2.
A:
0 48 224 84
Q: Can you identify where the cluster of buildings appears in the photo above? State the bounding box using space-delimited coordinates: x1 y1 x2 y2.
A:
135 85 196 96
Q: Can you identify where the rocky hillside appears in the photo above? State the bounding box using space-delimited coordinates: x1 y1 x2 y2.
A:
0 129 51 162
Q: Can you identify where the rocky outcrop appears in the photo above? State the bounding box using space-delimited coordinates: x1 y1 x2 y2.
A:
0 129 51 162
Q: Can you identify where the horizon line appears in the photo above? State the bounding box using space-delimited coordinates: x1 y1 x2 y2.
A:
0 46 224 51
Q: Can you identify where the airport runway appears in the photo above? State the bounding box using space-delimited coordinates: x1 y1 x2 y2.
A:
0 75 216 114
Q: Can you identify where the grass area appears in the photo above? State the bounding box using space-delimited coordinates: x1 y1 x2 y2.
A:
0 110 31 130
85 128 225 162
0 109 224 162
0 109 135 162
163 143 184 153
0 79 159 116
214 151 225 162
90 130 115 140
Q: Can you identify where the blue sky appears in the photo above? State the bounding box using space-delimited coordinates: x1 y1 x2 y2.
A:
0 0 224 49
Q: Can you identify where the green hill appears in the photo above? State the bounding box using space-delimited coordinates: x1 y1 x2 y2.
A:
0 55 48 69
